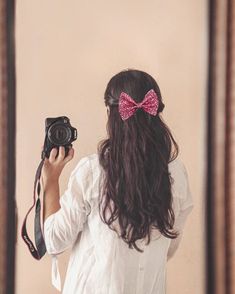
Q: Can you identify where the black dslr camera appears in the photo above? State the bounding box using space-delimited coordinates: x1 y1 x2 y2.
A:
41 116 77 159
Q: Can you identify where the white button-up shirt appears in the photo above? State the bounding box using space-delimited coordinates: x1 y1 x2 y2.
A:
43 153 194 294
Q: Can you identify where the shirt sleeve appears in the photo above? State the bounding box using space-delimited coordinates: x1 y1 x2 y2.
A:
43 156 92 255
167 161 194 261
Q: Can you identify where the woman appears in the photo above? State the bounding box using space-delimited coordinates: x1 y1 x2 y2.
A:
42 69 194 294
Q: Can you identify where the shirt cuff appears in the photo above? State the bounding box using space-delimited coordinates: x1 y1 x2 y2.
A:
43 214 62 291
51 254 62 292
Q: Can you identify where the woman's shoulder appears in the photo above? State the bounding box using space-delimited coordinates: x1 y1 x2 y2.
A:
72 153 100 181
67 153 98 184
74 154 190 188
168 157 191 198
73 153 98 169
168 156 188 177
77 153 188 177
79 152 98 162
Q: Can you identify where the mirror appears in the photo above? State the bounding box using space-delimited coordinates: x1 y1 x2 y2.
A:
15 1 207 293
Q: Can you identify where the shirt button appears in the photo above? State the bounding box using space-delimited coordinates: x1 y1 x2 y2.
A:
139 266 144 271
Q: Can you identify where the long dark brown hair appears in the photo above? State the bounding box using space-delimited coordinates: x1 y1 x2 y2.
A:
97 68 180 252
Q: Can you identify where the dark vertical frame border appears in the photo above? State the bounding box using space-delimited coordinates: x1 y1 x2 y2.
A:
207 0 235 293
225 1 235 294
206 0 215 292
6 0 16 293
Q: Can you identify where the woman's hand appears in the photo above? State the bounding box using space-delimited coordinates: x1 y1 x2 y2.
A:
41 146 74 188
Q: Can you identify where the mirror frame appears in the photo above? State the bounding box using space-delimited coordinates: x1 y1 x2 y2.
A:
0 0 234 293
206 0 235 293
0 0 16 293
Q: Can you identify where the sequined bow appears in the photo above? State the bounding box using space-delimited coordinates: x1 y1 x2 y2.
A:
118 89 159 121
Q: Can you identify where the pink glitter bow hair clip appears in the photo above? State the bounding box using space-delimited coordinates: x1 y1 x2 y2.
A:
118 89 159 121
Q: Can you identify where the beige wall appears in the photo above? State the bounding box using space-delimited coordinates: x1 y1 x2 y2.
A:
15 1 207 293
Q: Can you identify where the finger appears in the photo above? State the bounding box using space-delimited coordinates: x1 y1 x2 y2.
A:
42 157 49 168
49 147 58 163
44 157 49 164
63 147 74 164
57 146 65 162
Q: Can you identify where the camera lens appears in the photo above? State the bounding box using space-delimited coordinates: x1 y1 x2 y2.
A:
48 124 72 145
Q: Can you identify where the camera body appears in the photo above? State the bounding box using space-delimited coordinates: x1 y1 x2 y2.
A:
41 116 77 159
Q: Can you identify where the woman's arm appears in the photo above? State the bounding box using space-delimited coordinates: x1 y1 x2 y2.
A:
42 155 91 255
41 146 74 223
43 180 61 223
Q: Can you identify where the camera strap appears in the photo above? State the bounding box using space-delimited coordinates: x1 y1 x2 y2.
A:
21 159 47 259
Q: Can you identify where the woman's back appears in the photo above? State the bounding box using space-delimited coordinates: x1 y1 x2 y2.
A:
44 152 194 294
